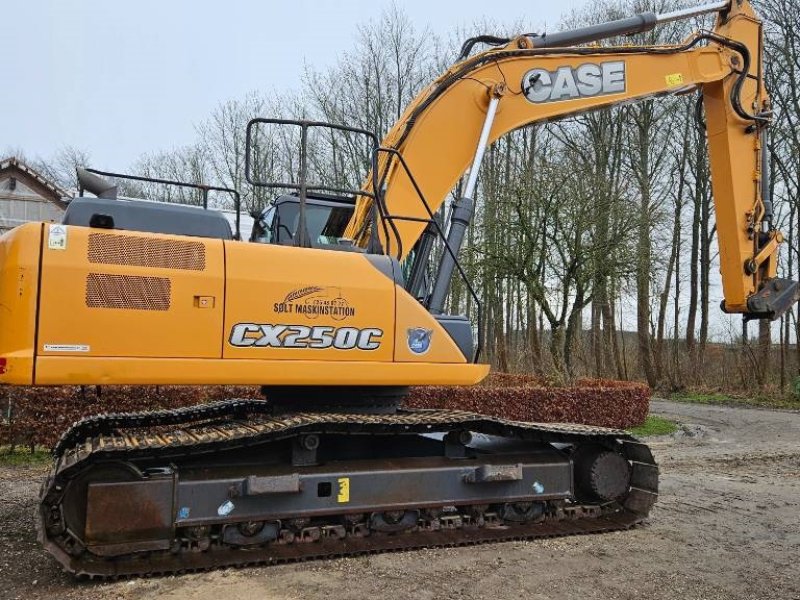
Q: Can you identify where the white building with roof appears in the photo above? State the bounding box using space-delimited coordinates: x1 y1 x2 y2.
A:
0 157 67 234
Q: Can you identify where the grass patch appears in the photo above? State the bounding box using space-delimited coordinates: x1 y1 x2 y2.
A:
627 415 678 437
0 447 52 467
669 391 800 410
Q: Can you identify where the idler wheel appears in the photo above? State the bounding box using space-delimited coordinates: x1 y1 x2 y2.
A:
573 445 631 502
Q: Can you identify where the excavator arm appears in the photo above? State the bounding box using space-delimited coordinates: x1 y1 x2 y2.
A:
347 0 798 320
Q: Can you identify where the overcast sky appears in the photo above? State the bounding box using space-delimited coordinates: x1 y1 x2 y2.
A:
1 0 589 170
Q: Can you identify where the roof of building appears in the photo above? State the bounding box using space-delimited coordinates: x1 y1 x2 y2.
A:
0 156 69 209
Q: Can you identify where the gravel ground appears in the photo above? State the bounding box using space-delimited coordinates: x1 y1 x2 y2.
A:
1 400 798 600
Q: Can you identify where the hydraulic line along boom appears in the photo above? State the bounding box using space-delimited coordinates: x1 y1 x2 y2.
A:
529 1 730 49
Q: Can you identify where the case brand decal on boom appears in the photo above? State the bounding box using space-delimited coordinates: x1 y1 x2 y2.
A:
273 286 355 320
522 61 626 103
229 324 383 350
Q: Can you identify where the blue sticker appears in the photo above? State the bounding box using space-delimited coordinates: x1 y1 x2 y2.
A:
407 328 433 355
178 506 190 520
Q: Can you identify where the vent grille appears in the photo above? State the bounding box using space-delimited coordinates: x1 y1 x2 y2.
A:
88 233 206 271
86 273 171 311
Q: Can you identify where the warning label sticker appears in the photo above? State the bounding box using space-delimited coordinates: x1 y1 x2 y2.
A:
48 225 68 250
43 344 90 353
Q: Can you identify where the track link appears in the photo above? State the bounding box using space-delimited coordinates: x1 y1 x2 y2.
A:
48 510 643 580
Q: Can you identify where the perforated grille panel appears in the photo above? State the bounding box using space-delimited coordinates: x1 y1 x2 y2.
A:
88 233 206 271
86 273 171 311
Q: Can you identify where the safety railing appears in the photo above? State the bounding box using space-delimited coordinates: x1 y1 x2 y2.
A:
241 117 482 361
373 147 483 362
244 118 400 252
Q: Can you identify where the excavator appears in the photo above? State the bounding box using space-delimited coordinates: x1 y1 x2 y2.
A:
0 0 795 577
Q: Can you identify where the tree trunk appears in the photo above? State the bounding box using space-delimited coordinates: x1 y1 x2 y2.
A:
634 107 657 387
686 191 700 353
758 319 770 388
549 324 566 378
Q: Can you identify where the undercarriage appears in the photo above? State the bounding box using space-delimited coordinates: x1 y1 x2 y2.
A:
38 400 658 578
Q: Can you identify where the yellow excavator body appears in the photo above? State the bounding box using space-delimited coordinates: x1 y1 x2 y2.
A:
0 222 485 386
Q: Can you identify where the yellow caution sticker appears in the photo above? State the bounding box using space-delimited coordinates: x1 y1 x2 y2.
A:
665 73 685 87
337 477 350 503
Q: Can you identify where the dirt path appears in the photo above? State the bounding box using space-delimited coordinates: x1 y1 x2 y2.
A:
1 400 798 600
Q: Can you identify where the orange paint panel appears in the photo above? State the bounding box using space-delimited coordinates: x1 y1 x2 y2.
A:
394 285 469 364
36 225 225 362
222 243 396 363
34 357 489 387
0 223 42 384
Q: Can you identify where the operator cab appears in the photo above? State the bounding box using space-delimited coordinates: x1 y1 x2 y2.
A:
250 193 357 250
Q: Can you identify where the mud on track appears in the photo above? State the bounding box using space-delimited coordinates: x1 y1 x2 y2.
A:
1 400 798 600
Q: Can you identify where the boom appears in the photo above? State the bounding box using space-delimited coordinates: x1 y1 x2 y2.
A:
346 0 797 320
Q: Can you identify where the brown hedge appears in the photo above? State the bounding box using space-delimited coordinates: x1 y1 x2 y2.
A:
0 385 261 450
0 376 649 450
403 373 650 430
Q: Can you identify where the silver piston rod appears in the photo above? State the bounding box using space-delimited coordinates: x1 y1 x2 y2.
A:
428 94 501 314
529 1 730 49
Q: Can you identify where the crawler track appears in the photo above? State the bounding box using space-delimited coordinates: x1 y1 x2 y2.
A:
38 402 659 579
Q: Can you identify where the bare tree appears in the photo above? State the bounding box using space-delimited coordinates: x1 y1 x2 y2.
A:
33 146 92 190
126 143 210 206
